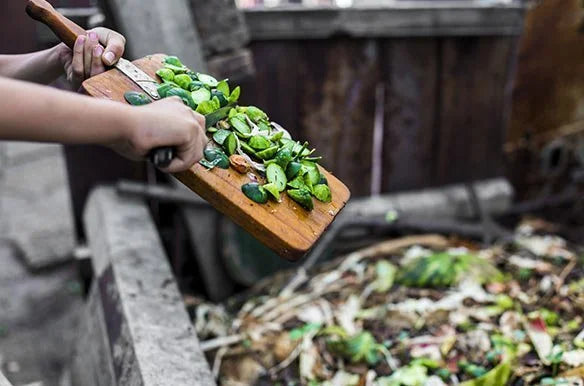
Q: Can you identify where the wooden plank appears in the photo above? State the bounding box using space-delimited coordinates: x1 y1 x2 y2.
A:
297 38 379 197
381 38 439 191
243 5 525 41
82 54 350 260
437 36 517 185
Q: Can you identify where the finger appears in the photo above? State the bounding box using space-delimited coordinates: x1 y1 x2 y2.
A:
90 45 106 77
93 27 126 65
84 31 99 79
71 35 86 88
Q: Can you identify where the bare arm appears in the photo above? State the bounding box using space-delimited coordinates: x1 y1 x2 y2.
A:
0 47 64 84
0 76 208 172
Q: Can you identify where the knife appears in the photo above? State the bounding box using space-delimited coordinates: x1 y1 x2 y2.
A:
25 0 208 169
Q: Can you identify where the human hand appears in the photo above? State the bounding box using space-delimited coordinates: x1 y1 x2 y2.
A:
114 97 208 173
55 27 126 90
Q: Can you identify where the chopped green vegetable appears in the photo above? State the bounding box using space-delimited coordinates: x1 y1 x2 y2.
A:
242 183 268 204
174 74 192 90
263 183 281 201
287 189 314 211
266 164 287 192
124 91 151 106
156 68 174 82
197 73 218 88
166 88 196 110
213 129 232 145
224 133 238 156
216 80 230 96
249 135 272 150
203 148 229 169
313 184 332 203
229 114 251 134
191 88 211 105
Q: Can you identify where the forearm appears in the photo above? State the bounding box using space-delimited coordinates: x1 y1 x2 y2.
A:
0 47 64 84
0 76 136 145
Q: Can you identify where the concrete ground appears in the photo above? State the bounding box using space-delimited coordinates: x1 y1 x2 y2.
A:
0 142 81 386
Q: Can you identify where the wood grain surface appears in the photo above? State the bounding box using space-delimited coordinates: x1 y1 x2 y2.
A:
82 54 350 260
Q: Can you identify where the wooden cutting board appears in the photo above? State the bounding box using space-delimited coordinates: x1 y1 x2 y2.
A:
27 0 350 260
83 54 350 259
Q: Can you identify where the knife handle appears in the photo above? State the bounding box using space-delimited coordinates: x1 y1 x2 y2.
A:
149 147 176 169
26 0 87 50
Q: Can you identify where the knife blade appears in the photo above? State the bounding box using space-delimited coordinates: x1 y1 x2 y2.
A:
114 58 160 100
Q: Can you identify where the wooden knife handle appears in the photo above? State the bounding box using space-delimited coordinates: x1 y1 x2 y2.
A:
26 0 87 49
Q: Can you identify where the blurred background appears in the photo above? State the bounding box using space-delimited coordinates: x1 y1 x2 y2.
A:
1 0 584 385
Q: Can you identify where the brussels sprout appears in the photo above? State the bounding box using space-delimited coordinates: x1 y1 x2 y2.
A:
229 114 251 134
197 73 219 87
224 133 238 156
196 100 217 115
124 91 151 106
156 68 174 82
302 161 321 186
239 141 257 157
211 90 228 107
157 83 174 98
191 88 211 105
164 56 184 67
286 161 303 180
212 129 232 145
262 183 281 201
203 147 229 169
313 184 332 203
249 135 272 151
174 74 192 90
273 147 292 169
287 189 314 211
164 64 187 74
166 88 196 110
188 80 205 91
244 106 268 123
242 183 268 204
256 146 279 160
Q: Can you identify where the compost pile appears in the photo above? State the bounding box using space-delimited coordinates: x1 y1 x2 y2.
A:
189 223 584 386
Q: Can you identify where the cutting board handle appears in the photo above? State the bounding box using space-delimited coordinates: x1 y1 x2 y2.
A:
26 0 87 50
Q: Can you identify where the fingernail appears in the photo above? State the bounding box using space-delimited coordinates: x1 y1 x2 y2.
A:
103 51 115 64
93 45 103 57
88 31 98 41
76 35 85 46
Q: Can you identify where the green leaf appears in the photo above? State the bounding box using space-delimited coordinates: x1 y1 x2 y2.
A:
377 364 428 386
217 80 230 96
459 361 512 386
229 86 241 103
289 323 321 341
373 260 397 292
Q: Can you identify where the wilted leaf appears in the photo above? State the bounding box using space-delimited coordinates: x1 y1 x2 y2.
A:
459 361 512 386
375 364 428 386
